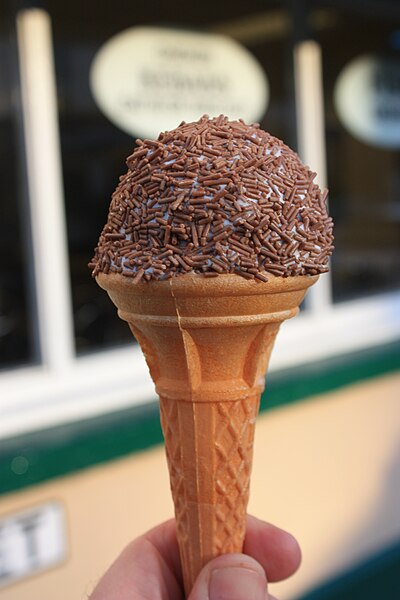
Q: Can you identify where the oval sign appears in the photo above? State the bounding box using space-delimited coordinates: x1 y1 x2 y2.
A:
90 27 269 139
334 54 400 149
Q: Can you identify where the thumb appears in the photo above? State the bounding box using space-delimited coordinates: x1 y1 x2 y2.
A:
188 553 268 600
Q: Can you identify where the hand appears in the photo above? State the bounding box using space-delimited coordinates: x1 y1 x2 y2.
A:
89 515 301 600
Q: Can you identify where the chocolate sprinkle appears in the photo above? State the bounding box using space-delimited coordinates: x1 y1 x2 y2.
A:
90 115 334 282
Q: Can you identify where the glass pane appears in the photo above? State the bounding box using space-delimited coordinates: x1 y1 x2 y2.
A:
47 0 296 354
317 6 400 302
0 17 34 369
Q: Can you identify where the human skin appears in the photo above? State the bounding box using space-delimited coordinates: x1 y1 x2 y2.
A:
89 515 301 600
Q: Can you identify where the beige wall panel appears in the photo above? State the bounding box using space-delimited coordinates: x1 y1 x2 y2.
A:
1 372 399 599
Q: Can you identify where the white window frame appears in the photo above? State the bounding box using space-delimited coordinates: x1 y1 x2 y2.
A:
1 10 400 440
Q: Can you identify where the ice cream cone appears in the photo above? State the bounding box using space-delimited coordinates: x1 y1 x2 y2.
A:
97 272 318 594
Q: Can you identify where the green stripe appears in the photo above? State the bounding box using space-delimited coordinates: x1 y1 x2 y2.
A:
297 541 400 599
1 340 399 496
261 338 400 412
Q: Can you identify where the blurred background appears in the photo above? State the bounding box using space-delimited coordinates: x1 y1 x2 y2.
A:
0 1 399 598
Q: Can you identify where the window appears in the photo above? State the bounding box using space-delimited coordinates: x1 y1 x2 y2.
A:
0 17 34 369
316 5 400 302
1 1 400 439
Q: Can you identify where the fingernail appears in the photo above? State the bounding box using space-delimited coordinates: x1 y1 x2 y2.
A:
209 566 266 600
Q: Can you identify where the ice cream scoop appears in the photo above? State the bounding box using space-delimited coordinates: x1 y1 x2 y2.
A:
90 115 333 596
91 114 333 283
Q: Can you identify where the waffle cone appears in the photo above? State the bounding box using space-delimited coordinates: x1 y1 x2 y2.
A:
97 272 317 595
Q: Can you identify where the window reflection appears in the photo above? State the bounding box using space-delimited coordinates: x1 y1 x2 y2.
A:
0 25 33 369
49 1 294 353
318 8 400 301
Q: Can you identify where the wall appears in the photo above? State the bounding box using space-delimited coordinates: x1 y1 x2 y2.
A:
0 372 399 599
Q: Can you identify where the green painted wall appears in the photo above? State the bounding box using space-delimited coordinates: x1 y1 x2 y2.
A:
1 340 399 496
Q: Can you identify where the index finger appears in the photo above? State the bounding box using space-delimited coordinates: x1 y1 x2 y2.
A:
244 515 302 582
